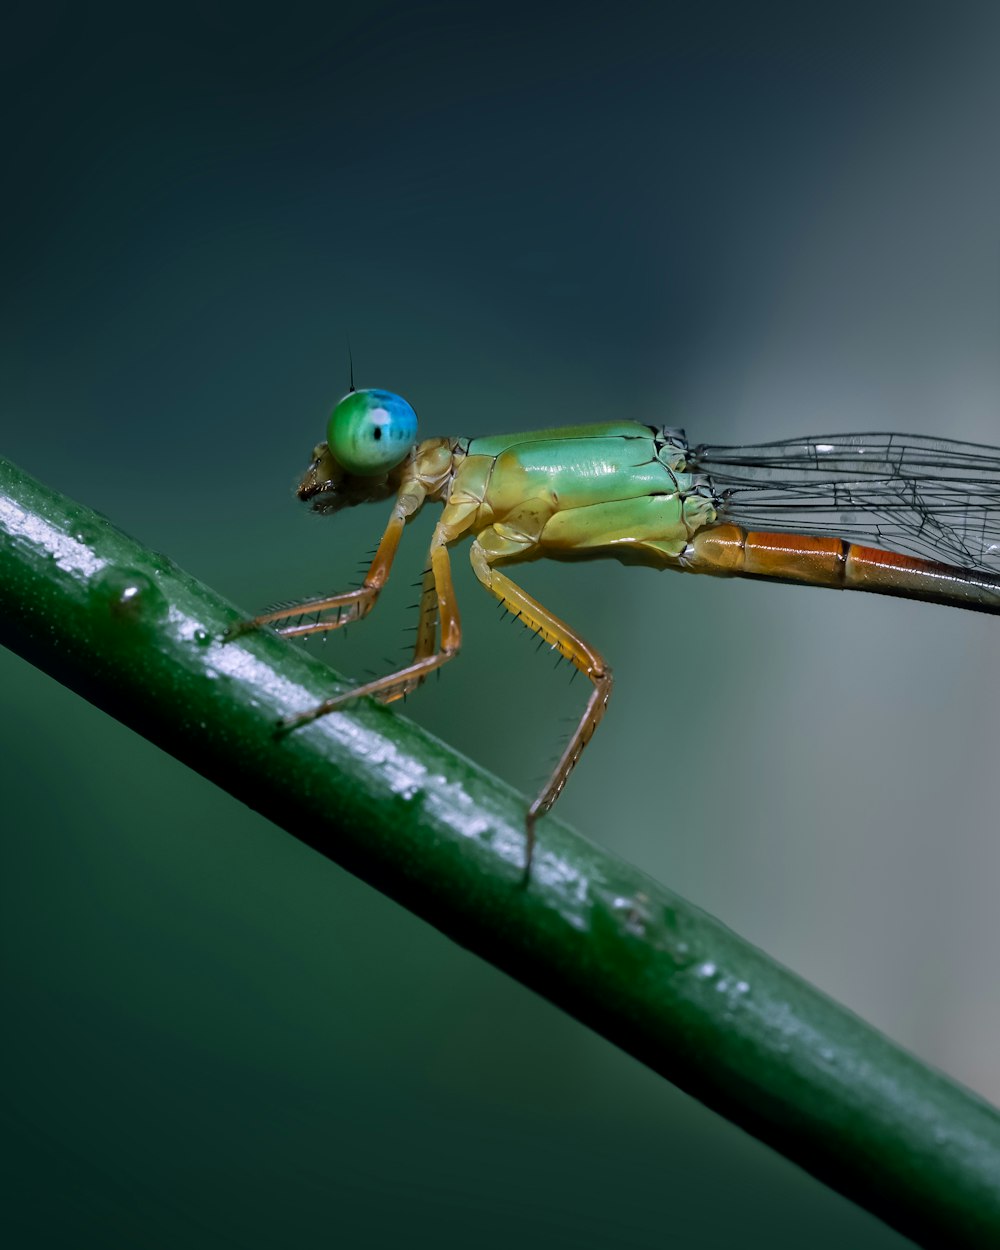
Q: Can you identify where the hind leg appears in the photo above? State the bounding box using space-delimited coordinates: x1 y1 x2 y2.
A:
469 525 613 878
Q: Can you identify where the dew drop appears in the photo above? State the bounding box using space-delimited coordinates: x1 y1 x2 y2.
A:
91 566 166 627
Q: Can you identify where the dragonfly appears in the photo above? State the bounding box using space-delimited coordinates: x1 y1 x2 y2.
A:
234 385 1000 876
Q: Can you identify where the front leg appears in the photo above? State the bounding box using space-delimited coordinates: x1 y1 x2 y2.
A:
226 490 421 641
280 530 462 729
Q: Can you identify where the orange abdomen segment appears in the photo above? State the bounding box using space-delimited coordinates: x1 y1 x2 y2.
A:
684 524 1000 614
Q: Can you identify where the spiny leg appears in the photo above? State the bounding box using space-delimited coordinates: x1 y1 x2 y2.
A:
227 499 415 641
378 565 439 704
469 538 613 879
280 533 462 730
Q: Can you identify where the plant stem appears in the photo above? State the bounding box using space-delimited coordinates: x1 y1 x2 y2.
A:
1 455 998 1248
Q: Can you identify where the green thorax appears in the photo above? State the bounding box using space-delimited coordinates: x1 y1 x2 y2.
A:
460 422 694 514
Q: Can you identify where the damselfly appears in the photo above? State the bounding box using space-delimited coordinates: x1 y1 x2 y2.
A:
234 387 1000 875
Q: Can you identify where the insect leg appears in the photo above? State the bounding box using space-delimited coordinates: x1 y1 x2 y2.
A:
228 487 425 640
377 564 439 704
469 531 612 878
279 528 462 729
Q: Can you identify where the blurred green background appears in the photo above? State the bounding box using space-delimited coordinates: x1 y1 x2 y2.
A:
2 3 999 1246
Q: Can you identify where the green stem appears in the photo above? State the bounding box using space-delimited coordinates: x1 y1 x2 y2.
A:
1 455 998 1248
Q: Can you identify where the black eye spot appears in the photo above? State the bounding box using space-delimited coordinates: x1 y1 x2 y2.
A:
373 427 382 441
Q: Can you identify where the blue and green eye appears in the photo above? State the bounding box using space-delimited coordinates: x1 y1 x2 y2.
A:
326 388 418 476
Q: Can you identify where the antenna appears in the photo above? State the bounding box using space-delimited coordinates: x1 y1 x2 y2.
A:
347 335 356 393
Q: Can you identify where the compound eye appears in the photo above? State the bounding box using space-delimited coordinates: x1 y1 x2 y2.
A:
326 389 418 476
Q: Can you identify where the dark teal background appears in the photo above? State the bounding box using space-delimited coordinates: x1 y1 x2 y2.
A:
3 3 999 1245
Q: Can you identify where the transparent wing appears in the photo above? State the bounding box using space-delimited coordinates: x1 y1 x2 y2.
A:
687 432 1000 573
